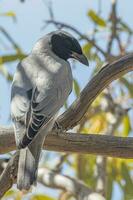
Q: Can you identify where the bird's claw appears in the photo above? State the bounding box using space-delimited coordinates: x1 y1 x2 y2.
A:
54 121 64 135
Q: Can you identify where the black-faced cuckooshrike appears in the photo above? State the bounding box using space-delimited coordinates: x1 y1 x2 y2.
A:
11 30 89 191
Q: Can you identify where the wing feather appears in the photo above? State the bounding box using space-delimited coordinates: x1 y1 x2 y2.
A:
11 58 72 149
18 86 63 148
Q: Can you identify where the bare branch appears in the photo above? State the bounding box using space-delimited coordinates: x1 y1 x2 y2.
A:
54 153 69 173
107 0 118 54
0 27 21 52
38 168 105 200
0 129 133 158
0 53 133 197
0 53 133 156
0 152 19 197
95 156 107 196
57 53 133 130
0 156 105 200
44 19 107 57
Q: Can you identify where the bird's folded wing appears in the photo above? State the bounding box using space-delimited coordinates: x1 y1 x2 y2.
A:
20 86 63 148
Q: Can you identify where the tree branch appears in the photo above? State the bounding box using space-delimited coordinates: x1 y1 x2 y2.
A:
0 53 133 197
57 53 133 129
44 19 107 57
0 27 22 53
0 129 133 158
38 168 105 200
0 152 19 197
0 53 133 157
0 156 105 200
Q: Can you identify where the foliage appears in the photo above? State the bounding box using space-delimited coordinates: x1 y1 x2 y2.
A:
0 11 26 82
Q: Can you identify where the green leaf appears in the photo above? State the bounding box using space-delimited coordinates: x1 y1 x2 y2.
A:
0 54 25 81
87 9 106 27
82 43 93 57
0 65 13 81
107 175 113 200
122 115 131 137
121 163 133 199
73 79 80 97
0 54 26 64
4 189 16 197
0 11 17 22
121 163 133 187
31 194 55 200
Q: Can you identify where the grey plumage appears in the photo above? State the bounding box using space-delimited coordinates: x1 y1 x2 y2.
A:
11 30 88 191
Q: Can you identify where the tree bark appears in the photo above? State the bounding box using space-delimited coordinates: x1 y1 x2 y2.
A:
0 129 133 158
0 53 133 197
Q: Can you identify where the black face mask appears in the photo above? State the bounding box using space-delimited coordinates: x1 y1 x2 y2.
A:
50 31 89 66
51 33 82 60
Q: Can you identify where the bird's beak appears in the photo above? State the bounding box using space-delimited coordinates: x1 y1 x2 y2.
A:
71 52 89 66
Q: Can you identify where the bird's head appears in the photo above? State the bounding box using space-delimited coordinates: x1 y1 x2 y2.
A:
50 30 89 66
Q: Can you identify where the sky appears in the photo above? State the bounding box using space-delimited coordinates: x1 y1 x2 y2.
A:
0 0 133 199
0 0 132 124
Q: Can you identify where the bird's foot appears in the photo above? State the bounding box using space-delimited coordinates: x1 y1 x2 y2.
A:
54 121 64 135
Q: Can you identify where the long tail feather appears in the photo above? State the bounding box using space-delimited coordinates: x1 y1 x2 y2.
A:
17 147 36 190
17 118 55 191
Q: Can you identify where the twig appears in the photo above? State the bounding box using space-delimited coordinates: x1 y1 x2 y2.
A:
38 167 105 200
107 0 117 54
0 27 21 52
44 19 107 57
95 156 107 196
54 153 69 173
107 0 124 54
57 53 133 129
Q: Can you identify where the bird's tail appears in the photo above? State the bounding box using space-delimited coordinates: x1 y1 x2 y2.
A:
17 147 36 190
17 118 55 191
17 132 44 191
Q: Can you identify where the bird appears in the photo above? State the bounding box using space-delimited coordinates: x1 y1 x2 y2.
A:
11 30 89 191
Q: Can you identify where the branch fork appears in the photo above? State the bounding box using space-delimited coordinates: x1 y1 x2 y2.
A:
0 53 133 197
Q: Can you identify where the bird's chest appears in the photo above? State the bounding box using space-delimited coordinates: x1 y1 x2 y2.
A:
37 61 73 101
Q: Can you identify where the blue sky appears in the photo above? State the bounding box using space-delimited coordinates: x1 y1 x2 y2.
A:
0 0 133 124
0 0 133 199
